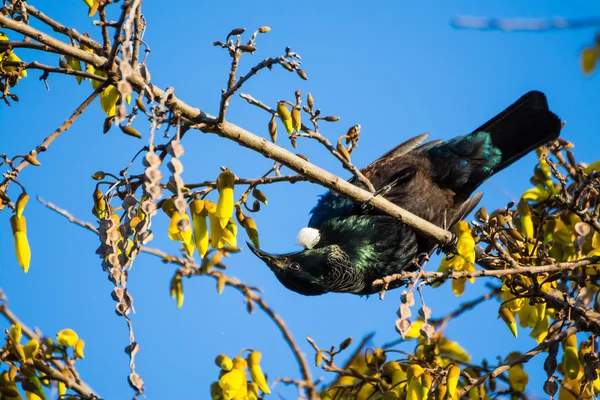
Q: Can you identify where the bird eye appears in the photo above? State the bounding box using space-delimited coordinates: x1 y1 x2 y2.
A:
288 262 301 271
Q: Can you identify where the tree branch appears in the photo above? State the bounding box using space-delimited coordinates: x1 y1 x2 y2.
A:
0 82 108 197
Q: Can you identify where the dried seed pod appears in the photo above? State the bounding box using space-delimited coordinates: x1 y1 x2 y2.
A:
297 69 308 80
135 97 146 112
238 45 256 53
120 125 142 139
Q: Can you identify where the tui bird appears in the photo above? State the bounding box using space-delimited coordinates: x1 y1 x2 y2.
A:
249 91 562 296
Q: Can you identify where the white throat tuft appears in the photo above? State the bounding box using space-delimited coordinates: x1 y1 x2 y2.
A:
297 227 321 249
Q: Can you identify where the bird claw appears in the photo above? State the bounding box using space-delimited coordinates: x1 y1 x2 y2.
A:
360 182 394 211
439 233 458 254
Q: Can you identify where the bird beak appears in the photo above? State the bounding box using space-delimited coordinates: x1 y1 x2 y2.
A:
247 242 284 270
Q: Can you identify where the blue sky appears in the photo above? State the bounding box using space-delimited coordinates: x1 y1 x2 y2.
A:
1 1 600 398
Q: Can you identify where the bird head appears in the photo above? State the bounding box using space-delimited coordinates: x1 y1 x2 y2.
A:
247 243 336 296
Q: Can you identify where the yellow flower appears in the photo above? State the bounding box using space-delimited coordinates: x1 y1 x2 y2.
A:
57 329 79 347
11 215 31 273
216 170 235 229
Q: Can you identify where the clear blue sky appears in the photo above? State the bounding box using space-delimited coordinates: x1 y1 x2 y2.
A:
1 1 600 398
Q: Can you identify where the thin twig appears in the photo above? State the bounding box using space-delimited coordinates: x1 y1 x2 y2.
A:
186 174 308 189
0 82 109 195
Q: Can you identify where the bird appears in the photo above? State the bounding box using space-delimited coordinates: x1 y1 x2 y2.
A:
248 91 562 296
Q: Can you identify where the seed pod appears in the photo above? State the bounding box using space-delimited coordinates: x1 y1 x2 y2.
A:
268 115 277 142
291 107 301 132
307 93 314 110
296 69 308 80
135 97 146 112
238 45 256 53
216 170 235 228
258 26 271 33
10 215 31 273
277 101 294 134
120 125 142 139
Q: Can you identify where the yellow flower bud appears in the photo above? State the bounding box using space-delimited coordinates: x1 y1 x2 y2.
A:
192 212 209 258
216 354 233 371
74 339 85 359
170 274 184 308
499 306 518 338
9 323 22 344
291 107 301 132
216 170 235 229
11 215 31 273
23 338 40 360
56 329 79 347
243 218 259 248
277 101 294 134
